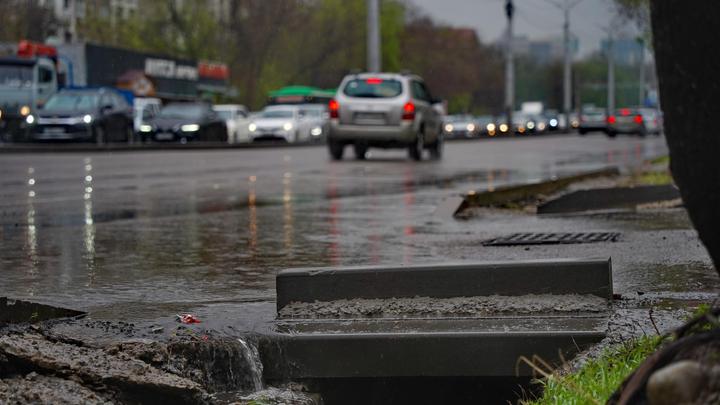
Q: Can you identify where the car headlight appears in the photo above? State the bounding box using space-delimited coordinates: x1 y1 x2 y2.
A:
248 123 257 132
283 122 293 131
0 109 3 120
181 124 199 132
82 114 93 124
140 124 153 132
466 123 476 132
310 127 322 136
444 124 454 132
549 118 558 127
20 105 31 116
499 124 509 132
538 122 546 131
25 114 35 124
526 121 535 130
486 123 496 132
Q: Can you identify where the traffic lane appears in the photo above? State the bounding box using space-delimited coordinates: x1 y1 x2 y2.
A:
0 134 669 320
0 133 666 215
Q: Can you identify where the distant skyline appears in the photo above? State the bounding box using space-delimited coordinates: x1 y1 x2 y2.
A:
407 0 639 57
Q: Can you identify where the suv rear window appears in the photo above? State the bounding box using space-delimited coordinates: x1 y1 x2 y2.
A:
343 79 402 98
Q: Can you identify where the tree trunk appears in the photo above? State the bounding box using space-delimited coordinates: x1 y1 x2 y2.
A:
650 1 720 275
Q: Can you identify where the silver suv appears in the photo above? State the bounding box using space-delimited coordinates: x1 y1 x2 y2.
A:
328 72 444 160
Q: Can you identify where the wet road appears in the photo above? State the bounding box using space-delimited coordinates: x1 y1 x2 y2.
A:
3 133 707 330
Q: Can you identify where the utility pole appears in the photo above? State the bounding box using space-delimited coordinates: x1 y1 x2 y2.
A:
504 0 515 129
562 6 572 129
607 30 616 113
367 0 381 72
637 37 645 106
545 0 583 130
69 0 77 43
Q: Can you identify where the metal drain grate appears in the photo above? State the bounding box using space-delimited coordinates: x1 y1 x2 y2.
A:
483 232 621 246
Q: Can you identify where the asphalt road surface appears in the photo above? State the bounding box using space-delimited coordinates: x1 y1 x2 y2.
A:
3 133 713 332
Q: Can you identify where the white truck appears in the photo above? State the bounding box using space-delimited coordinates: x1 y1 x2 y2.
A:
0 41 59 141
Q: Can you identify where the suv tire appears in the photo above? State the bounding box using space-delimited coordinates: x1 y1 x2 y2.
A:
329 140 344 160
353 143 368 160
428 133 443 160
408 132 424 161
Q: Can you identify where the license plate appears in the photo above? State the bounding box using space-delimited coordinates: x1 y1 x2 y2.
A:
43 127 66 134
156 132 174 140
355 112 385 125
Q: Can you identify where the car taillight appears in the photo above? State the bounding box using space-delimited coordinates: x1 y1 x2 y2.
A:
402 102 415 120
329 99 339 119
621 108 631 116
633 114 643 124
607 115 616 124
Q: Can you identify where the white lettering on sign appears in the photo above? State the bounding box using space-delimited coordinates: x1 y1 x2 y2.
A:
144 58 198 81
175 65 199 80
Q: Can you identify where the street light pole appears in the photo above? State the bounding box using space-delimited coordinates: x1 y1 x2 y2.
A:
562 6 572 129
607 31 616 113
367 0 381 72
637 38 645 106
504 0 515 129
545 0 582 129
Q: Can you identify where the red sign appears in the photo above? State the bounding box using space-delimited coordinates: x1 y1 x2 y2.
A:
17 40 57 59
198 61 229 80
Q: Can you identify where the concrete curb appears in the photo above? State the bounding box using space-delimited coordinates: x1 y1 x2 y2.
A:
459 167 620 211
537 185 681 214
276 258 613 311
261 328 604 379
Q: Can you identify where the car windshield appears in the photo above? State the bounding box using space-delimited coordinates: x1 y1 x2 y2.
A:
300 109 323 118
43 93 99 111
214 110 234 120
261 109 294 119
159 104 206 119
343 79 402 98
0 65 33 88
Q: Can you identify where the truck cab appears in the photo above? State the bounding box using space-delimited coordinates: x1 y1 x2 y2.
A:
0 41 59 142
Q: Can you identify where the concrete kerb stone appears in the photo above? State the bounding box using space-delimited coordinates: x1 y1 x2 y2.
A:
275 258 613 312
537 185 681 214
455 166 621 215
267 259 613 381
261 329 605 379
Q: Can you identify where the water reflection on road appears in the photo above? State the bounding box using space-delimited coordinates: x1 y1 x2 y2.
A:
0 135 676 320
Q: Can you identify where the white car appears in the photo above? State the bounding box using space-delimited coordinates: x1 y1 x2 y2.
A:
213 104 249 143
247 105 317 143
133 97 162 138
298 104 329 143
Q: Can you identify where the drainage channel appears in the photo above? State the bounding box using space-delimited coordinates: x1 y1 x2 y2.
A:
260 259 614 404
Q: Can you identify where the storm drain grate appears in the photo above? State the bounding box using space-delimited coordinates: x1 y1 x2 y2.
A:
483 232 621 246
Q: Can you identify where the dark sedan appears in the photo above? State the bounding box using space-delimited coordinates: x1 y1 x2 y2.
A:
30 88 133 143
140 103 227 143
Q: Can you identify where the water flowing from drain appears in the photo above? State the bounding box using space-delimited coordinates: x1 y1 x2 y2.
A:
237 337 264 392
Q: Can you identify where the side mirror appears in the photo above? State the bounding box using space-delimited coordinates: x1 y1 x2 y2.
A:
101 104 113 114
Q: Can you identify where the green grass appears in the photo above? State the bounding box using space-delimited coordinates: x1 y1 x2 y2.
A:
649 155 670 165
634 171 674 186
524 336 662 405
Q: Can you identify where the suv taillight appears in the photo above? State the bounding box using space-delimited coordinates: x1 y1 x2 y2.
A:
607 115 616 124
633 114 643 124
402 102 415 120
329 99 339 119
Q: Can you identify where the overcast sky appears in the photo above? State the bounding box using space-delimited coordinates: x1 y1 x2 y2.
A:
408 0 634 57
